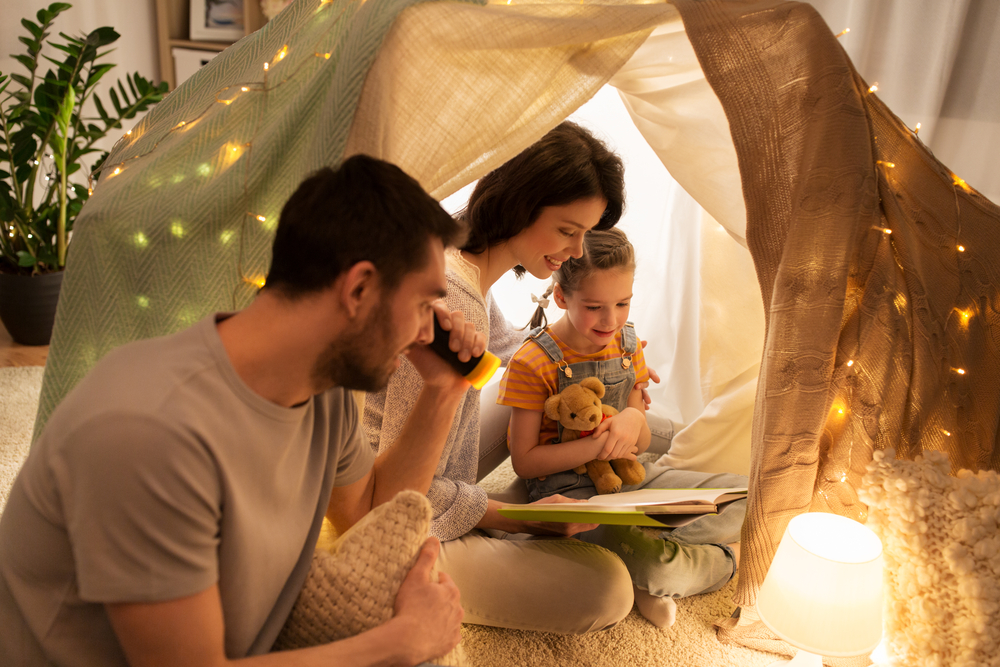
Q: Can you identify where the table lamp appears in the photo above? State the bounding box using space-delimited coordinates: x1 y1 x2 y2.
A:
756 512 884 666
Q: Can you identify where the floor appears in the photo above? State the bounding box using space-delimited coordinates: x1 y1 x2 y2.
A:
0 321 48 368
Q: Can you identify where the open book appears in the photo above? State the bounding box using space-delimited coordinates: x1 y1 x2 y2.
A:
498 488 748 528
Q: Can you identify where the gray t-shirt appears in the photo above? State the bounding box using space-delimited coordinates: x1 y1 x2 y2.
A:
0 314 375 665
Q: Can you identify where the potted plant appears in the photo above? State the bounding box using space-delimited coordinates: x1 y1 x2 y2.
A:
0 2 167 345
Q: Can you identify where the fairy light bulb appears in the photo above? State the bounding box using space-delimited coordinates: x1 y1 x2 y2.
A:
241 86 249 91
877 161 895 168
275 46 288 62
953 368 966 375
883 228 892 235
868 82 879 93
847 360 854 367
942 429 952 437
257 215 266 223
914 122 921 135
264 62 269 71
836 28 850 38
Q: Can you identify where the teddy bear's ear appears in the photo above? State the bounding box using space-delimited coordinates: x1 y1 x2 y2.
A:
580 377 605 398
544 394 563 420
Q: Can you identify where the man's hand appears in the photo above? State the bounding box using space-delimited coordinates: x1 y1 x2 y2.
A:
591 407 644 461
636 339 661 411
405 302 486 391
391 538 464 664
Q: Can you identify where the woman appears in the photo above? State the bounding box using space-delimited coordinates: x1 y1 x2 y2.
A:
363 121 635 633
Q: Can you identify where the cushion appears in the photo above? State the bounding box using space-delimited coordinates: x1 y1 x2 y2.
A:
860 448 1000 665
274 489 464 665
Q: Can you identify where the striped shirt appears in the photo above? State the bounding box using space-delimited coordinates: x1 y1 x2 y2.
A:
497 327 649 447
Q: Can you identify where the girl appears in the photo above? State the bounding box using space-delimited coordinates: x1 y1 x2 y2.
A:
498 228 748 627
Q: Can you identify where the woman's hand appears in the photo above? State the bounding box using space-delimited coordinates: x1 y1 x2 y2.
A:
591 407 645 460
478 496 598 536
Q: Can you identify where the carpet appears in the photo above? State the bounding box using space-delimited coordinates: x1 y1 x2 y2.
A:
0 366 44 516
0 366 777 666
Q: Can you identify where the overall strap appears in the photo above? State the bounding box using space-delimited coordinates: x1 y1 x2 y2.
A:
526 326 576 379
620 321 638 354
619 321 637 369
525 327 564 363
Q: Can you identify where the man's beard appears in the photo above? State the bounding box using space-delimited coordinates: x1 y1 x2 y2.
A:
311 299 403 393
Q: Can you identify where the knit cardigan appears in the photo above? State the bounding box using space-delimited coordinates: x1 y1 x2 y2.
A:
362 249 523 541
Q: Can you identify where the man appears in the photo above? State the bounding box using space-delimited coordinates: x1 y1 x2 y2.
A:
0 155 482 665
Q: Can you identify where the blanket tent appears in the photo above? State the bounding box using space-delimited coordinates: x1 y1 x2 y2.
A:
30 0 1000 654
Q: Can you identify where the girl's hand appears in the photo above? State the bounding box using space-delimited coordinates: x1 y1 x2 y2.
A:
636 340 661 411
591 407 645 460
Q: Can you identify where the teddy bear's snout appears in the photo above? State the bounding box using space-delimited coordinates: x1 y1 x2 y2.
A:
588 414 598 424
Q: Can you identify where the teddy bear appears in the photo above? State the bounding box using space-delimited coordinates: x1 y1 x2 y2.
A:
543 377 646 494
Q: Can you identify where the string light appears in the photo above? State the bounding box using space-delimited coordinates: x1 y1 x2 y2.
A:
952 174 972 193
836 28 850 38
126 129 132 135
245 275 267 289
876 160 895 168
256 215 267 223
942 429 952 437
957 245 965 252
275 45 289 62
952 368 966 375
914 122 921 135
868 82 879 93
264 62 269 71
847 360 854 367
241 86 249 91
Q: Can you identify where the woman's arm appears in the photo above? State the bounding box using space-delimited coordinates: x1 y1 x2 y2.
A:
506 407 610 480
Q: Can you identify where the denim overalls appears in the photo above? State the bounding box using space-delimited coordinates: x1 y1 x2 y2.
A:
523 322 638 503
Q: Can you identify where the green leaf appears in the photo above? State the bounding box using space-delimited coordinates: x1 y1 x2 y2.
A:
93 94 110 123
108 86 122 114
13 55 37 73
86 26 119 49
21 18 44 39
85 62 114 87
17 251 37 268
41 55 76 75
10 73 32 89
55 85 74 132
126 73 137 98
18 36 40 54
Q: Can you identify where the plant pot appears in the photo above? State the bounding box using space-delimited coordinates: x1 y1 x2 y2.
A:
0 270 64 346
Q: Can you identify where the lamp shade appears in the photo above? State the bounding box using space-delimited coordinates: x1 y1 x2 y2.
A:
757 512 883 658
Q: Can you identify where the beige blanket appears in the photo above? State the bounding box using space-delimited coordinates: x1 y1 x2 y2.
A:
674 0 1000 616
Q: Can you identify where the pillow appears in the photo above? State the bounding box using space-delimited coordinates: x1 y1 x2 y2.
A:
274 489 464 665
859 449 1000 666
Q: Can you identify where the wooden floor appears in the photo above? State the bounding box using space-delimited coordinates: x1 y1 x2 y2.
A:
0 321 48 368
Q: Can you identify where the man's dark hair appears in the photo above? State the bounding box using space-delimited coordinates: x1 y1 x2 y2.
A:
459 121 625 277
265 155 463 297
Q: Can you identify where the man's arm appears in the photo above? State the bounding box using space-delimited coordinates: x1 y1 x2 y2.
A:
329 304 483 532
106 539 462 667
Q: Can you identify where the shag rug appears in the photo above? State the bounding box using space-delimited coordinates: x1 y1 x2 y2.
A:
0 366 776 666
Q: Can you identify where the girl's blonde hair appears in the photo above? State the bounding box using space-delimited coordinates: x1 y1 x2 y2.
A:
527 227 636 329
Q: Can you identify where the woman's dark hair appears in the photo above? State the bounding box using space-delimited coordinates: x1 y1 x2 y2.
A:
459 121 625 277
527 227 636 329
265 155 462 298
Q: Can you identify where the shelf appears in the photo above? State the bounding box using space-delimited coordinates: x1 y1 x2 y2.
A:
155 0 267 89
168 39 232 52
